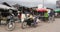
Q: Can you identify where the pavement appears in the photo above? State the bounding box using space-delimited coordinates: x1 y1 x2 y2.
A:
0 18 60 32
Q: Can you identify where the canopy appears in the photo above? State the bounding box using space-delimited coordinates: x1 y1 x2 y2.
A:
55 9 60 13
36 8 47 12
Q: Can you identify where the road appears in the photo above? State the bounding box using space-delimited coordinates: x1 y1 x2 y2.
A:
0 18 60 32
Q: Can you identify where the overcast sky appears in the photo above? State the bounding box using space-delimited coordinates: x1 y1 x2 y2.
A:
0 0 57 9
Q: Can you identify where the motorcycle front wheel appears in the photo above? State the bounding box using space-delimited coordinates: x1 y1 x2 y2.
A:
6 21 15 31
21 22 27 29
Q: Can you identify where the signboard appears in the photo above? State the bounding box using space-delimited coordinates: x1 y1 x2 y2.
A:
38 4 43 9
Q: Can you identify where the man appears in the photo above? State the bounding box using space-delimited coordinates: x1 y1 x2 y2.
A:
49 9 55 21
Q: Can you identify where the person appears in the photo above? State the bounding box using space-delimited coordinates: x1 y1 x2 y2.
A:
0 12 1 25
21 13 26 23
55 13 58 17
24 14 34 26
18 11 22 22
43 11 49 22
49 9 55 21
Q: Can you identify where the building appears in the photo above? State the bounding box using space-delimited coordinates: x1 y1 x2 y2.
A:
56 0 60 8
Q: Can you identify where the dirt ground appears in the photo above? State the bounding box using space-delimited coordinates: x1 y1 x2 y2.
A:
0 18 60 32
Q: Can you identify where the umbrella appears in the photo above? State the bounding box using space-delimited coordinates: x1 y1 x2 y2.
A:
36 8 47 12
55 9 60 13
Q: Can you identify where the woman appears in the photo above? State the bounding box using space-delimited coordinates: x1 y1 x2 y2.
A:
43 11 49 22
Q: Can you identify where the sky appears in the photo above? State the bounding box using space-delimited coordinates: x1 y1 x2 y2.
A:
0 0 57 9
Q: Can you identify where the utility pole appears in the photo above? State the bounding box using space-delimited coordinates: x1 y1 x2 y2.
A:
43 0 44 8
